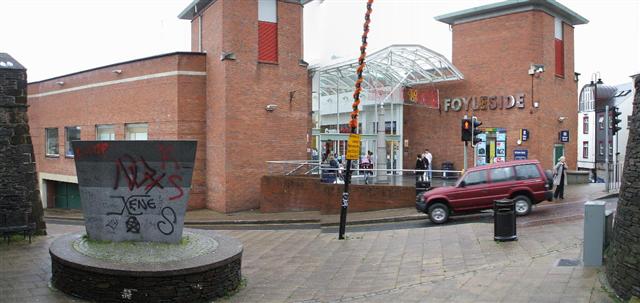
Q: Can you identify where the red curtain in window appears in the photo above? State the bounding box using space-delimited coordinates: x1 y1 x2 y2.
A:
258 21 278 63
555 39 564 77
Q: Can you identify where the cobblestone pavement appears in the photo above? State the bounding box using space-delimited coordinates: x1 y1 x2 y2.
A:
1 213 617 303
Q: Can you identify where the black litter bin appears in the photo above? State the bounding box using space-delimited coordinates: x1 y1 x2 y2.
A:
494 199 517 241
441 161 454 179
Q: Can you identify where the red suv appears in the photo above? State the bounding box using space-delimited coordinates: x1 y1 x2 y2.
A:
416 160 553 224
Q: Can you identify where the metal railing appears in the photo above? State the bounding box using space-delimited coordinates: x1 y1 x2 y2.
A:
266 160 463 181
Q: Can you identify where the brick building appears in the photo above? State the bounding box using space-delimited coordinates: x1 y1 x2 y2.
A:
313 0 587 177
28 0 310 212
28 0 587 212
409 0 588 172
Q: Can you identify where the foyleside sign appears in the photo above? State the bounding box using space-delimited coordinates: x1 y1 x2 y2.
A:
443 93 527 112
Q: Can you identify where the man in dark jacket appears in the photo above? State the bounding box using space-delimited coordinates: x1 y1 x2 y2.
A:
415 154 425 182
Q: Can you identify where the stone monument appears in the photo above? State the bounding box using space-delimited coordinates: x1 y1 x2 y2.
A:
0 53 46 234
50 141 243 302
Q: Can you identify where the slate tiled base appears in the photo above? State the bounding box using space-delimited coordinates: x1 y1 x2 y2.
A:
50 229 243 303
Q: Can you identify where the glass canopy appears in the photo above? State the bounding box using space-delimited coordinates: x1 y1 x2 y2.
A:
310 44 464 98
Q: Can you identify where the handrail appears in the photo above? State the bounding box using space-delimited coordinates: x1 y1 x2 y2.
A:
266 160 463 176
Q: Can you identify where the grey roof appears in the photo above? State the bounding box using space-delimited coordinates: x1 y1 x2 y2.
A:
0 53 25 70
612 82 634 107
435 0 588 26
178 0 313 20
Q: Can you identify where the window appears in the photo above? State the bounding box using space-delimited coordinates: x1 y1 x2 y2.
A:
598 116 604 130
582 141 588 159
515 164 541 180
258 0 278 63
125 123 148 141
65 126 81 157
609 141 613 156
599 141 604 156
45 128 59 157
96 124 115 140
554 18 564 77
583 116 589 134
490 167 515 183
462 170 488 186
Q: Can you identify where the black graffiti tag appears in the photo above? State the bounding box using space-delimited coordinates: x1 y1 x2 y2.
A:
157 207 176 235
106 195 156 216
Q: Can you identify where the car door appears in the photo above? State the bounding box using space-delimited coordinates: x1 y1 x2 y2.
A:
514 164 546 201
487 166 516 207
448 169 490 211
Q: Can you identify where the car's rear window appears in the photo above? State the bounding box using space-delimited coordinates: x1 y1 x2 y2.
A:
490 167 515 183
515 164 541 180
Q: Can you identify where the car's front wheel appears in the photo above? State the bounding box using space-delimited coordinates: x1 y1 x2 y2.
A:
513 195 532 216
428 203 450 224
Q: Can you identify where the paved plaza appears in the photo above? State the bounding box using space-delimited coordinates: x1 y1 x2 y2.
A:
1 209 617 302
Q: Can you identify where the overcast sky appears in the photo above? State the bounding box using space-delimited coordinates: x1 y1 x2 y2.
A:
3 0 639 90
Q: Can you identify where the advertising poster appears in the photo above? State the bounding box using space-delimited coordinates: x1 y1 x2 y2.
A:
476 134 487 166
495 141 506 162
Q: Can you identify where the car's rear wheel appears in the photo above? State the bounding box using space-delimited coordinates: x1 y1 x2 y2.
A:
513 195 532 216
428 203 449 224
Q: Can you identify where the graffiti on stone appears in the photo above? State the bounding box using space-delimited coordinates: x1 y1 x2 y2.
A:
72 141 196 243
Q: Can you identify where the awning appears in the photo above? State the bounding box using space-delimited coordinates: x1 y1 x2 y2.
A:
310 44 464 98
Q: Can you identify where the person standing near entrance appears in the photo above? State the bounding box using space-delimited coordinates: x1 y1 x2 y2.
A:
415 154 425 182
553 156 568 199
424 149 433 180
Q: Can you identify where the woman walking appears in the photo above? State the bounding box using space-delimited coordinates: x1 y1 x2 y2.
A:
553 156 568 200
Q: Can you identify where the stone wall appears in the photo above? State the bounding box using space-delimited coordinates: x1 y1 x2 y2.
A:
0 53 45 233
606 75 640 300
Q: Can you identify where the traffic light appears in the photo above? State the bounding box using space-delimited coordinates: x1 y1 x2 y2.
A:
471 116 484 146
611 106 622 135
461 118 472 141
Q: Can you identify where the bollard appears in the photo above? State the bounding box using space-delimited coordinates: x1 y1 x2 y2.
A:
583 201 606 266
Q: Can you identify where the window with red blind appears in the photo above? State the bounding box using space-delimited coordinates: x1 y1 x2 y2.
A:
258 22 278 63
258 0 278 63
554 18 564 77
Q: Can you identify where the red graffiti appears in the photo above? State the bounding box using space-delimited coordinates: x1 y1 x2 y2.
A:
112 150 184 202
114 155 165 194
158 144 180 170
75 142 110 160
168 175 183 201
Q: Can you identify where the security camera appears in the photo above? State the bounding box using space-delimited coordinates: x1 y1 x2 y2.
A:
265 104 278 111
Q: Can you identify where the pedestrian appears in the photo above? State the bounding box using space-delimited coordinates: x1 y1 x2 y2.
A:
328 154 339 184
361 151 374 184
337 159 345 182
553 156 568 200
424 149 433 180
415 154 425 182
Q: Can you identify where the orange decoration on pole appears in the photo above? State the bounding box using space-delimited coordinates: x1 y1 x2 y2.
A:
339 0 374 240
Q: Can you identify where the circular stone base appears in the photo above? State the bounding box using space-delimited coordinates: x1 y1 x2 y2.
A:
50 229 243 303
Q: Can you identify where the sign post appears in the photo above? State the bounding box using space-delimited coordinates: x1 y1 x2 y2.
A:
339 0 373 240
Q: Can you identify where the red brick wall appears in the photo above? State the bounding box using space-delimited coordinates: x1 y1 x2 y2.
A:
404 10 578 172
27 53 208 209
198 0 310 212
261 176 415 214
